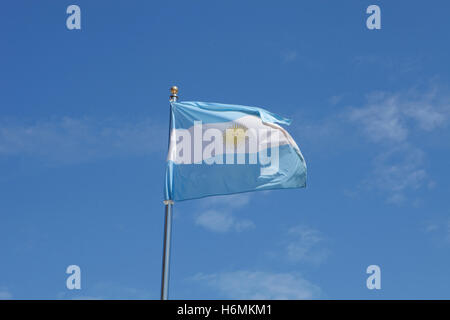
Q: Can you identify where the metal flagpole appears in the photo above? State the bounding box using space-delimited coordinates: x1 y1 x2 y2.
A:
161 86 178 300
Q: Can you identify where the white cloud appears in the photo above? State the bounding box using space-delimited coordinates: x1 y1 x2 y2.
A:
347 88 449 203
234 219 256 232
0 287 12 299
199 194 251 209
191 271 321 299
285 225 328 264
195 210 255 233
57 282 154 300
424 223 439 233
329 94 344 106
195 210 234 233
194 194 255 233
424 217 450 244
281 50 298 64
349 96 408 143
348 90 448 143
369 145 430 204
290 86 449 204
0 117 165 164
353 55 423 75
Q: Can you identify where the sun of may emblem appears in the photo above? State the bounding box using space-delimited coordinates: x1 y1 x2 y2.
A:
223 123 249 148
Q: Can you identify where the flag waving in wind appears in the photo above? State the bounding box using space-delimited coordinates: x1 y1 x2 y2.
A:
164 101 306 201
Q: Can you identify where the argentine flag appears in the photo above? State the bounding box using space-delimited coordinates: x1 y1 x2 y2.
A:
164 101 306 201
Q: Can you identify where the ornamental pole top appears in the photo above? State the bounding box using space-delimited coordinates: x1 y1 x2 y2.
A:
170 86 179 102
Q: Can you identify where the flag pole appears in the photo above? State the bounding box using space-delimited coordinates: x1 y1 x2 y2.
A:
161 86 178 300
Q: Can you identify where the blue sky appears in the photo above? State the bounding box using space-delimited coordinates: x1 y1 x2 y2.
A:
1 0 450 299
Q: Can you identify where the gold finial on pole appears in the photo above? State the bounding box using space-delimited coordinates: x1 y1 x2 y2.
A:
170 86 179 102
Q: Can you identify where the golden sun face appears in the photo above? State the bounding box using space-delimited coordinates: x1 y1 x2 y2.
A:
223 123 248 148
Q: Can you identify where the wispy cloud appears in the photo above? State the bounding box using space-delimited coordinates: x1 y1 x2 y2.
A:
191 270 321 299
424 217 450 244
347 87 449 204
292 86 449 204
195 210 255 233
0 117 165 165
368 145 431 204
348 90 447 143
281 50 298 64
199 194 251 208
0 287 12 299
194 194 255 233
329 94 345 106
353 55 423 75
57 282 154 300
285 225 329 264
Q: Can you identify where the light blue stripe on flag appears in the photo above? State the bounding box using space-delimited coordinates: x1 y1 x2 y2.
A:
171 101 292 129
